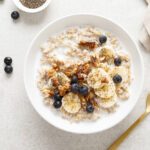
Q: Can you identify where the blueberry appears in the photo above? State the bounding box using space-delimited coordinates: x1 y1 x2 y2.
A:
4 57 12 65
53 91 62 101
4 65 13 74
114 57 122 66
71 83 79 93
99 35 107 44
71 75 78 84
53 100 62 109
86 103 94 113
79 85 89 96
11 11 20 20
113 74 122 84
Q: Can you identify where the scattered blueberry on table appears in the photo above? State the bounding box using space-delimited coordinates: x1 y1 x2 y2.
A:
4 57 12 65
11 11 20 20
99 35 107 44
4 65 13 74
113 74 122 84
4 57 13 74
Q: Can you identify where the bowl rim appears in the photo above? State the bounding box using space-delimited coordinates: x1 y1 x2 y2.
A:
24 13 144 134
12 0 52 13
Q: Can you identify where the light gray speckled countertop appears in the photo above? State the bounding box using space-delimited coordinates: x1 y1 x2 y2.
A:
0 0 150 150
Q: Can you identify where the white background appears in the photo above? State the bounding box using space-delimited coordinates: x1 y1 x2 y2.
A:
0 0 150 150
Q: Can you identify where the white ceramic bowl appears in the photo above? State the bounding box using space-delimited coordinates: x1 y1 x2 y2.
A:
12 0 52 13
24 14 144 134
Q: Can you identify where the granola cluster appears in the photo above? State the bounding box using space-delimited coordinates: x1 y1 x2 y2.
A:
37 26 132 121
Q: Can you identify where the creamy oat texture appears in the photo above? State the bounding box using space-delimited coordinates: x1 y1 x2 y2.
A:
37 26 132 122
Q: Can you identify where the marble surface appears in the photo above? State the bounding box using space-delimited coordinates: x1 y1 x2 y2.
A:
0 0 150 150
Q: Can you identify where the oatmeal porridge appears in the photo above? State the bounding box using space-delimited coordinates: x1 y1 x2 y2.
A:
37 26 132 121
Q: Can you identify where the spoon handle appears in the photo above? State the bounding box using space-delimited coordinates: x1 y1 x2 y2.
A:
107 112 148 150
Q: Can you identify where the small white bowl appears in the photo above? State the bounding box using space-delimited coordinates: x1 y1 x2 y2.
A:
12 0 52 13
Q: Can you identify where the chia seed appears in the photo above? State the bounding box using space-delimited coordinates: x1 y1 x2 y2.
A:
20 0 46 9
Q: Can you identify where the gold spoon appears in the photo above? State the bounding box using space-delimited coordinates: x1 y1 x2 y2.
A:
108 93 150 150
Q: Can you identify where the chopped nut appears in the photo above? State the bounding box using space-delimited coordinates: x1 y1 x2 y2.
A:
77 73 85 82
49 90 54 97
47 69 56 78
58 83 70 96
77 62 91 74
79 41 97 50
90 55 99 67
41 89 54 98
55 60 65 67
101 77 109 84
51 77 59 86
64 65 78 77
52 63 60 71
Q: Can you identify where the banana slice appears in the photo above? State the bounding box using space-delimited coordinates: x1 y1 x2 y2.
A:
94 81 116 99
87 68 109 88
99 46 115 60
110 66 129 83
99 94 117 108
87 68 115 98
62 93 81 114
